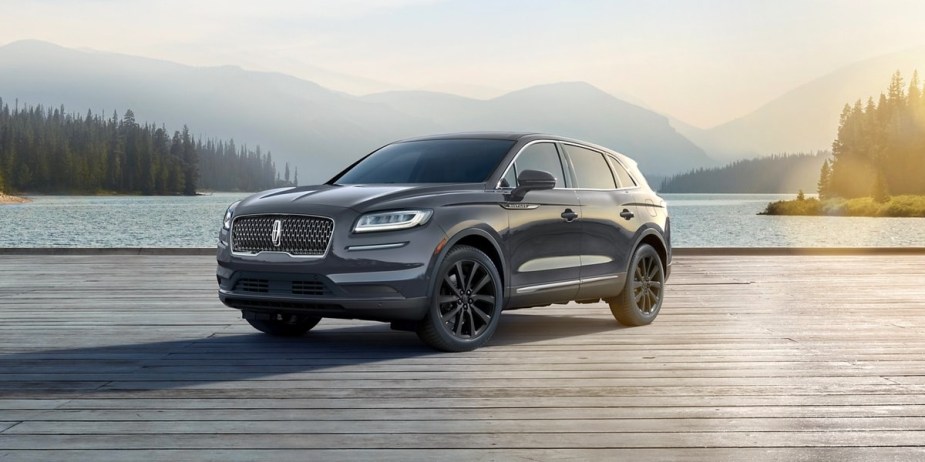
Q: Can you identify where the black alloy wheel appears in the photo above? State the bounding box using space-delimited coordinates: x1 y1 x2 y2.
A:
417 245 503 352
608 244 664 326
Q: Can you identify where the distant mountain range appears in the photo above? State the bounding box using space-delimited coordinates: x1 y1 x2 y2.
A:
3 40 923 185
677 49 925 161
0 40 710 183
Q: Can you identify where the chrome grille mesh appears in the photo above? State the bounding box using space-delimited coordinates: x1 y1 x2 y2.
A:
232 215 334 256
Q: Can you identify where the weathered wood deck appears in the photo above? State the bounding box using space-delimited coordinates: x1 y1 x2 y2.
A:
1 252 925 461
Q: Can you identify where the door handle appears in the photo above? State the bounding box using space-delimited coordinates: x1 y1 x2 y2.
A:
561 208 579 222
620 209 635 220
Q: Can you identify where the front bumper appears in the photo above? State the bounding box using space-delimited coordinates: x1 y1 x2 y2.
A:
217 268 430 322
216 220 444 323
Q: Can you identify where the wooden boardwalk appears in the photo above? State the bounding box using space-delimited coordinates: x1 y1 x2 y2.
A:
1 252 925 461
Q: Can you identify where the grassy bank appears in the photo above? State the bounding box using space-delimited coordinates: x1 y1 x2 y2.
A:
762 195 925 217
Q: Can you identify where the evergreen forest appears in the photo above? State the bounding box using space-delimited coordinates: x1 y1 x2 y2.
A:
658 152 828 193
0 100 294 195
819 71 925 200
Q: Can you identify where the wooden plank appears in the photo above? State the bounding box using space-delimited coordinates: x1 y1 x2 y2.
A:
0 448 922 462
9 403 925 421
9 416 925 435
3 431 925 449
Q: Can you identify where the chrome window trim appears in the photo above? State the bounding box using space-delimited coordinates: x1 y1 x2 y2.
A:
230 213 335 259
495 139 643 192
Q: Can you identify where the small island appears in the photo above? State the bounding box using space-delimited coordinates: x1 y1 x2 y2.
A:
763 71 925 218
763 193 925 217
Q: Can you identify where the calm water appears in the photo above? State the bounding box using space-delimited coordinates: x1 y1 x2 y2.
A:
0 193 923 248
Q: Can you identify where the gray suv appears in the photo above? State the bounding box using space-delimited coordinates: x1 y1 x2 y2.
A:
217 132 671 351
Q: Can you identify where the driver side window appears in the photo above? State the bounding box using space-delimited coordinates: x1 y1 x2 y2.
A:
501 142 565 188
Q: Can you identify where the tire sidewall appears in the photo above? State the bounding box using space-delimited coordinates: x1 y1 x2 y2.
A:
423 246 503 351
623 244 664 324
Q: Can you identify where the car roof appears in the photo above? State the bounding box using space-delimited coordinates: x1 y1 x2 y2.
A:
396 131 540 142
394 132 633 161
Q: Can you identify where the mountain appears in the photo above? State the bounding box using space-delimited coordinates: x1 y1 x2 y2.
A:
0 40 711 183
364 82 712 174
677 49 925 161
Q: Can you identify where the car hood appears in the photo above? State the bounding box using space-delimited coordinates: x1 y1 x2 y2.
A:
235 183 484 215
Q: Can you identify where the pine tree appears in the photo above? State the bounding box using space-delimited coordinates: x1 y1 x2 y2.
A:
817 159 831 199
872 170 890 203
825 70 925 198
909 70 922 107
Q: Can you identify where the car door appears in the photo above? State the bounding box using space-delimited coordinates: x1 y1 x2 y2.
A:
501 141 583 307
561 144 642 300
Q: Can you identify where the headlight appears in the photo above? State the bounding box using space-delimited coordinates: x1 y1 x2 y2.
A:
223 201 241 230
354 209 432 233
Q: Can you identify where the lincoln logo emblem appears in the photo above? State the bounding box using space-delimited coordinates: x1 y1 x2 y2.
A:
271 219 282 247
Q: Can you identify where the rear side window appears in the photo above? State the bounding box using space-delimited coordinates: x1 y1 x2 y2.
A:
334 139 515 184
608 156 637 188
564 145 617 189
501 142 565 188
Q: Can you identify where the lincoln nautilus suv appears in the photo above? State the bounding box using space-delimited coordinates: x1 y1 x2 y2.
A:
217 132 671 351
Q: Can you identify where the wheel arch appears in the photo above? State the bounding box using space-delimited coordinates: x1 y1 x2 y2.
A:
429 228 507 300
631 227 670 275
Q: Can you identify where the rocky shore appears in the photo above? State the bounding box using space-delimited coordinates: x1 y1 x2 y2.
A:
0 193 30 204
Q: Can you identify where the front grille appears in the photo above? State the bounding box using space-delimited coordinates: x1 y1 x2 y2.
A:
292 280 328 296
232 215 334 256
236 278 269 293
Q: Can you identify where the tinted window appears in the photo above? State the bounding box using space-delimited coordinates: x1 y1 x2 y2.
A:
565 145 617 189
502 142 565 188
608 155 637 188
334 139 515 184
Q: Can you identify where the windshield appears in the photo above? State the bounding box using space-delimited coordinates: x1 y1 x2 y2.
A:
333 139 515 184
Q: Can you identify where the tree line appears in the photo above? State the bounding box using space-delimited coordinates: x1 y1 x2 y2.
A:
0 100 295 194
819 70 925 200
658 152 828 193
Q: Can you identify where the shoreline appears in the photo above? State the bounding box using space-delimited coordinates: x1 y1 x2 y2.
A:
1 247 924 256
0 193 30 205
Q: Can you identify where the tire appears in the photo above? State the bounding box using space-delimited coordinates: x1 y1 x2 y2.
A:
246 314 321 337
608 244 665 326
417 245 503 352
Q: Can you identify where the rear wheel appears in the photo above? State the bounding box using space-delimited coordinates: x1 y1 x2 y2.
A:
417 245 503 352
608 244 664 326
246 313 321 337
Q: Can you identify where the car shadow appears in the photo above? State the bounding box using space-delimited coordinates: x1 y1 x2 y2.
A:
0 312 627 393
489 311 628 346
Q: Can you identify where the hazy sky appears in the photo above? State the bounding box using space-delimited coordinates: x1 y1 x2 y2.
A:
2 0 925 128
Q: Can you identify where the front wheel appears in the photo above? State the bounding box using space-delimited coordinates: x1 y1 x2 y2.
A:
246 314 321 337
608 244 665 326
417 245 503 352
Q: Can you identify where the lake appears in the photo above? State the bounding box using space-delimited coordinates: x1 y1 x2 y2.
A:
0 193 922 248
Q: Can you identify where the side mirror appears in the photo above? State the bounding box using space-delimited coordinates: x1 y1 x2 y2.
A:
509 169 557 201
